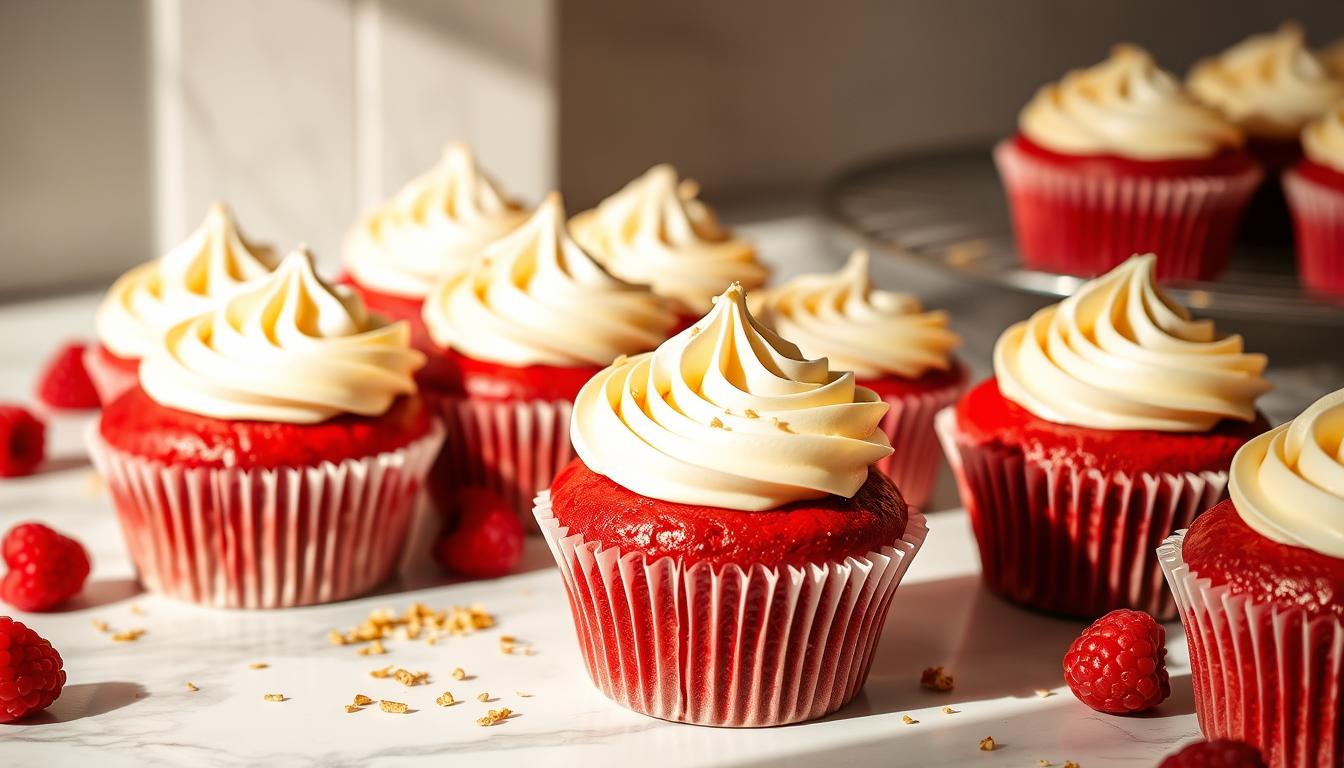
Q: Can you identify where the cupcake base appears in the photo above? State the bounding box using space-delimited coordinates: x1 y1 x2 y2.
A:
1284 163 1344 298
534 491 927 727
864 364 968 511
1160 530 1344 768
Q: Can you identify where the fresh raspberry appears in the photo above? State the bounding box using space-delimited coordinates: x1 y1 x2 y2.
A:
2 524 91 612
0 406 45 478
35 342 100 411
433 487 525 579
1157 738 1267 768
0 616 65 722
1062 608 1170 715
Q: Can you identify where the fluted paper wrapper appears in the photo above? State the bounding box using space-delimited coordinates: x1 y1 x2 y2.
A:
869 375 967 511
936 407 1226 620
1284 168 1344 297
432 396 572 530
995 139 1262 281
87 422 443 609
534 491 928 727
83 344 140 406
1159 531 1344 768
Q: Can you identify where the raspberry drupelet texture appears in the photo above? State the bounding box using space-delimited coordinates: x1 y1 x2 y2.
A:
35 342 101 411
1156 738 1268 768
0 616 66 722
1063 608 1170 715
2 523 91 612
0 406 45 478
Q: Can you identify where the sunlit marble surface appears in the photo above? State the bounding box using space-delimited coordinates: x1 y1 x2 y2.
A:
3 212 1337 767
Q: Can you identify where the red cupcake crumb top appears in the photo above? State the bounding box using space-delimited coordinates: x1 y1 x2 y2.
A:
860 360 967 398
549 458 908 569
1294 157 1344 194
1013 133 1258 179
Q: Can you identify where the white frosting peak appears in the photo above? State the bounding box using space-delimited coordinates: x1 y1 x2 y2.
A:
571 283 893 511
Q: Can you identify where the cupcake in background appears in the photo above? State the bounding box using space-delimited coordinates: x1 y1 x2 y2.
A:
751 250 964 509
89 203 276 405
1283 101 1344 297
996 46 1260 281
1160 387 1344 768
570 164 766 318
1322 38 1344 80
541 283 924 726
342 143 527 384
1188 23 1344 242
422 193 677 524
938 254 1271 619
88 250 439 609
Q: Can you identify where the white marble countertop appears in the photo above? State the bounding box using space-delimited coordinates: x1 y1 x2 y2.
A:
3 213 1337 767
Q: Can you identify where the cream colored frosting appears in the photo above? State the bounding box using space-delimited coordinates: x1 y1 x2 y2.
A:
96 204 277 360
750 250 960 379
1303 102 1344 173
570 283 893 511
1230 387 1344 559
422 193 678 368
140 249 423 424
570 164 765 315
994 254 1270 432
1189 24 1344 139
1020 45 1244 160
343 143 527 299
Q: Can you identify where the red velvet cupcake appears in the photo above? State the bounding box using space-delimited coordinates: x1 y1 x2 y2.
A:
89 203 276 404
1284 103 1344 297
752 250 965 509
88 251 440 608
938 255 1271 619
996 46 1260 281
537 283 925 727
422 193 677 526
1160 388 1344 768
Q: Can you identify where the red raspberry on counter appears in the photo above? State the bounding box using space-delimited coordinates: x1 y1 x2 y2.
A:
0 406 45 478
2 523 90 612
1062 608 1170 715
433 487 525 579
0 616 66 722
1157 738 1267 768
35 342 100 411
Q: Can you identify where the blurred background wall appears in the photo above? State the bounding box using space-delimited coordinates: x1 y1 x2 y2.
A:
1 0 1342 297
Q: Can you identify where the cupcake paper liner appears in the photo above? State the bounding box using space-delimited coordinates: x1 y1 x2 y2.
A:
83 344 140 407
994 139 1262 281
1283 168 1344 297
936 407 1226 620
431 396 573 530
1159 530 1344 768
534 491 928 727
869 374 968 512
86 422 443 609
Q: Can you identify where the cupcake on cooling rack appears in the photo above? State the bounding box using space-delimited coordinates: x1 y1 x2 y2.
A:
422 193 677 524
1284 101 1344 297
89 203 276 405
342 143 527 382
937 254 1271 619
751 250 964 509
88 250 440 609
570 163 767 318
996 45 1260 281
537 282 926 727
1160 387 1344 768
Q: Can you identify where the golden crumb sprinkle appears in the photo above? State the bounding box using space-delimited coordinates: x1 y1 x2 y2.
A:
379 700 409 714
515 691 533 698
92 619 110 633
477 692 490 702
709 417 725 429
612 354 629 367
328 629 347 646
326 603 496 648
111 629 146 643
393 669 430 687
1035 688 1055 698
942 706 958 715
979 736 996 752
743 408 759 419
1039 762 1051 767
249 662 269 670
185 682 199 692
263 694 286 702
772 417 793 433
370 665 394 679
689 326 701 337
436 692 456 707
1064 762 1080 768
357 639 386 656
452 668 466 681
129 604 146 616
476 707 513 726
901 714 917 725
920 666 955 692
345 704 361 713
353 694 373 707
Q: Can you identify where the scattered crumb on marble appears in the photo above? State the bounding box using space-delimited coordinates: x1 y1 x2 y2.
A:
129 604 146 616
901 714 917 725
393 669 429 687
942 706 958 715
920 666 954 692
979 736 996 752
263 694 286 702
452 667 467 681
353 694 373 707
92 619 109 633
345 704 361 713
1038 761 1051 767
515 691 533 698
185 682 199 692
370 665 394 679
111 629 146 643
477 707 513 726
1064 762 1080 768
249 662 269 670
329 603 495 647
357 639 386 656
477 692 490 702
1035 688 1054 698
436 692 457 707
379 700 409 714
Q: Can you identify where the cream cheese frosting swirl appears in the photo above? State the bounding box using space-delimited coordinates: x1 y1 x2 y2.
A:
344 143 527 299
750 250 960 379
140 249 423 424
1189 24 1344 139
96 204 277 360
1303 102 1344 173
1020 45 1244 160
1230 387 1344 559
570 164 766 315
994 254 1270 432
571 283 893 511
422 193 677 367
